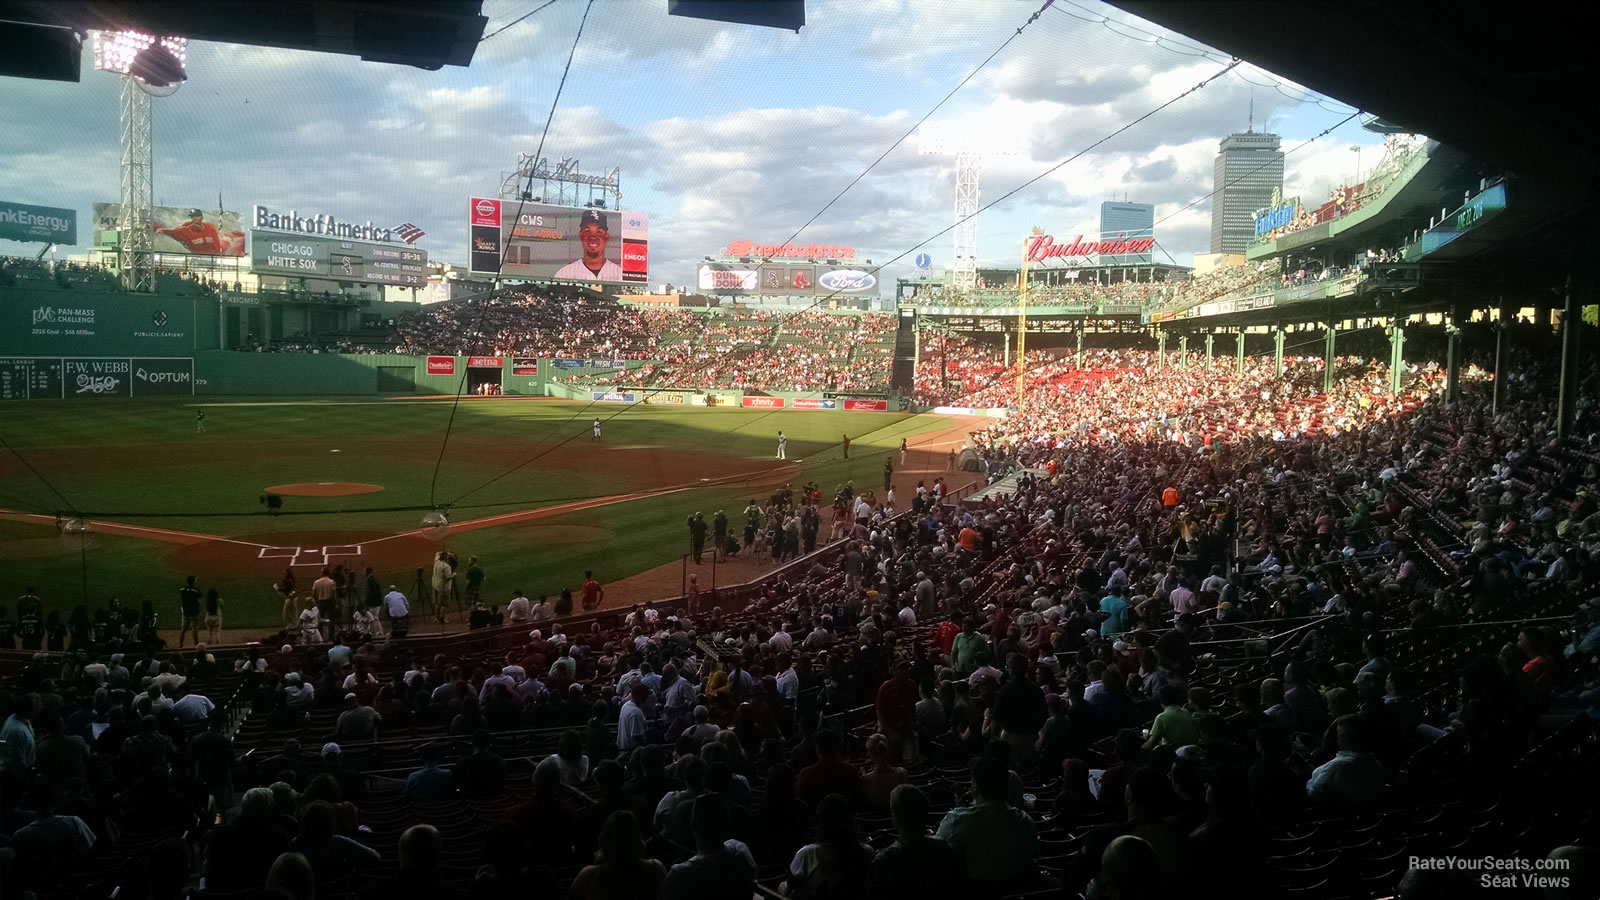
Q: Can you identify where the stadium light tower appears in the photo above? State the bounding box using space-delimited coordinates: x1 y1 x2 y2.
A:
919 126 1016 293
93 31 188 293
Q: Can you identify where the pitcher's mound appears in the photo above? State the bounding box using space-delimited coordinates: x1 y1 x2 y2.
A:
265 482 385 497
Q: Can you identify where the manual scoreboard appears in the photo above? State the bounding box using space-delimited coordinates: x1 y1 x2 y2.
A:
249 230 428 286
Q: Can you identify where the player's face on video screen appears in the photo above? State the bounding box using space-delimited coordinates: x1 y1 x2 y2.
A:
579 223 608 258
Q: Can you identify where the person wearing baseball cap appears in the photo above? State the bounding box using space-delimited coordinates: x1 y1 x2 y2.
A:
553 208 624 281
152 207 227 255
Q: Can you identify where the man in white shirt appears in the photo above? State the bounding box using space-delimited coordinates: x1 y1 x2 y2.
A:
312 569 337 612
660 664 696 734
552 210 625 280
298 603 322 645
506 591 531 624
768 625 793 654
897 601 918 627
383 586 410 633
775 653 799 703
618 683 651 752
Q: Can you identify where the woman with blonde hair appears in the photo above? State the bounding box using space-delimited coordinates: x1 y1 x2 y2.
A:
860 733 907 808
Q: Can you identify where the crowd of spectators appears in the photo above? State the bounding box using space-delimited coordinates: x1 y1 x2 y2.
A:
3 319 1598 900
573 309 896 395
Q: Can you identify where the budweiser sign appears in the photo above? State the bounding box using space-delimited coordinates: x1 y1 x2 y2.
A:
1025 233 1155 263
426 356 456 375
726 240 854 259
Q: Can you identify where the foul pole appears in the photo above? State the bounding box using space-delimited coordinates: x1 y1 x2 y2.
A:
1016 236 1030 408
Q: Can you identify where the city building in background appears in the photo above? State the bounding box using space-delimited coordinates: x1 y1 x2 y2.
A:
1210 131 1283 254
1098 201 1154 264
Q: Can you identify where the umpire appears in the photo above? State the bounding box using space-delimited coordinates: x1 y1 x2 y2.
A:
712 510 729 561
686 512 708 564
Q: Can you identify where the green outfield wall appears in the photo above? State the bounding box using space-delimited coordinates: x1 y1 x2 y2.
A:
1 285 218 356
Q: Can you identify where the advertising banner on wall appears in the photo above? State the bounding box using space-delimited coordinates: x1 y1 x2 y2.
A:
843 398 889 411
0 201 77 245
698 264 759 292
2 295 193 357
592 391 636 403
64 357 131 397
426 356 456 375
94 203 245 255
511 358 539 376
792 397 837 410
467 356 503 368
0 356 196 399
697 262 879 297
741 396 785 408
131 358 196 395
468 197 648 284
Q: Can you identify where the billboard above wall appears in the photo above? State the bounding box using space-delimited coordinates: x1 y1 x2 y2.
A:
468 197 648 284
0 201 77 245
93 203 245 256
249 231 428 286
697 262 878 296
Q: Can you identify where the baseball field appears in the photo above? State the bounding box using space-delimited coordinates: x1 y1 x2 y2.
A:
0 395 975 633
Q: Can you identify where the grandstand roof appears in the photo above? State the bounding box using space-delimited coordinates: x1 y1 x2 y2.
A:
4 0 486 73
1113 1 1600 194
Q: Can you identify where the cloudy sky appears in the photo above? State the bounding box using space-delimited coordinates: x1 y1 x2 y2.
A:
0 0 1394 288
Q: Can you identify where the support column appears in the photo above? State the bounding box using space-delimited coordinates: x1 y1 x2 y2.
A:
1075 326 1084 369
1003 330 1010 367
1535 301 1553 330
1445 322 1462 407
1323 324 1336 392
1558 271 1584 437
1387 320 1406 394
1156 330 1167 370
1179 335 1189 369
1205 332 1215 369
1274 327 1285 378
1492 306 1509 415
1237 328 1246 375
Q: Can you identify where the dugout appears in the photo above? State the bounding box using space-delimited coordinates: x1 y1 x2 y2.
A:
957 447 984 472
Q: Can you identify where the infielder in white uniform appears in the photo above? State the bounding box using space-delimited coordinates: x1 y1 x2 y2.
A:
776 431 787 459
593 418 603 442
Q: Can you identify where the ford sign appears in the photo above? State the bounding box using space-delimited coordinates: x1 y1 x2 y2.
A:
819 269 877 293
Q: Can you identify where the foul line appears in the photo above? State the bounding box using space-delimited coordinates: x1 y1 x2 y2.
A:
0 461 808 551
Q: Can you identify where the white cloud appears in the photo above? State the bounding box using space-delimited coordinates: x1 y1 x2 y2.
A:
0 0 1385 284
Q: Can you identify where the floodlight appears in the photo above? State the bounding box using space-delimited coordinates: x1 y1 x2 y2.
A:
93 31 187 89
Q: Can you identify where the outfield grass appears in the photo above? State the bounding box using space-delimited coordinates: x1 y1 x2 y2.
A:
0 397 964 627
